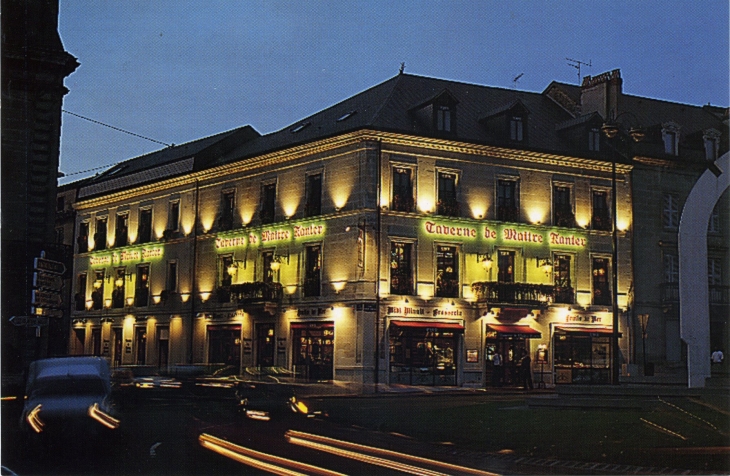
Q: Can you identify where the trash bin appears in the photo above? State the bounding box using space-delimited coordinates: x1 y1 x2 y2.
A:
644 362 654 376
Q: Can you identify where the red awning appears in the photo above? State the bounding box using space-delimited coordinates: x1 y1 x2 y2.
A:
487 325 542 338
555 326 621 337
390 320 464 330
290 322 334 329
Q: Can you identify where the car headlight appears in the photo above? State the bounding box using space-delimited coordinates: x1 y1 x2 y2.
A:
26 404 44 433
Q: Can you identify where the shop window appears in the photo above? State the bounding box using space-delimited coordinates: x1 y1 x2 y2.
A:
91 270 104 310
115 213 128 247
207 325 242 367
219 190 235 231
94 217 107 250
135 265 150 307
260 182 276 224
553 254 573 304
588 128 601 152
111 268 126 308
77 221 89 253
592 257 611 306
591 190 611 231
553 330 611 384
497 179 519 222
138 208 152 244
303 245 321 297
305 173 322 217
436 245 459 298
292 322 333 381
389 324 458 386
75 273 87 311
437 172 459 217
553 185 575 228
168 201 180 232
392 167 414 212
662 193 680 229
390 242 413 295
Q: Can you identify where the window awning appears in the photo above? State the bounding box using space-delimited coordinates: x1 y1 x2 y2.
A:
555 326 621 337
390 320 464 330
290 322 334 329
487 325 541 338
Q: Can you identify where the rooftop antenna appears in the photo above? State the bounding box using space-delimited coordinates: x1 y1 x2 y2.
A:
512 72 524 89
566 58 591 84
399 62 405 74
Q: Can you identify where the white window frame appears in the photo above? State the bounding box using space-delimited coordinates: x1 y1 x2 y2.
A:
662 193 680 229
662 122 680 156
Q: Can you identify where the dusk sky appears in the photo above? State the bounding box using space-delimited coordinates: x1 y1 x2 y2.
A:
57 1 729 184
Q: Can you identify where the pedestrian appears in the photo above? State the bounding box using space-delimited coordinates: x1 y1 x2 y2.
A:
519 349 533 390
491 352 503 387
711 349 724 364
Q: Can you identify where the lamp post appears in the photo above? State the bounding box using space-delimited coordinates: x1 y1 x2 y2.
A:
601 111 644 385
638 313 650 376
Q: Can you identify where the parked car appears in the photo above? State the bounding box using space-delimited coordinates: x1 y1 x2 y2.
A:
112 366 182 400
20 357 120 443
235 381 326 422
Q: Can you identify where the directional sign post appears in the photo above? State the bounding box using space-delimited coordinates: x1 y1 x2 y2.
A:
9 316 49 327
32 253 65 318
34 257 66 275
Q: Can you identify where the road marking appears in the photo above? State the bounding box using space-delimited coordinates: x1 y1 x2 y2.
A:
150 442 162 456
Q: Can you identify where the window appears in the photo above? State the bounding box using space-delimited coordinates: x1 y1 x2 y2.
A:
138 208 152 244
437 172 459 217
94 217 107 250
261 182 276 224
56 196 65 212
305 173 322 217
553 254 573 304
708 258 722 286
708 204 720 234
112 268 126 308
75 273 87 311
166 261 177 293
303 245 321 297
168 201 180 232
553 185 574 227
510 116 524 142
497 250 515 283
437 106 452 132
662 123 680 156
135 265 150 307
662 194 680 229
591 190 611 231
588 128 601 152
219 255 233 287
390 242 413 295
592 257 611 306
262 251 276 284
436 245 459 298
664 254 678 283
55 227 64 244
705 137 719 161
77 221 89 253
91 270 104 310
497 179 519 222
392 167 414 212
220 191 235 231
115 213 128 247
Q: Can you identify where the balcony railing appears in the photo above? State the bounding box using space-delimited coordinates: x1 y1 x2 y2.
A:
216 282 283 304
662 282 729 305
471 282 574 306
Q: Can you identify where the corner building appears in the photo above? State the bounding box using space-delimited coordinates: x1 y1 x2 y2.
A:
69 72 663 388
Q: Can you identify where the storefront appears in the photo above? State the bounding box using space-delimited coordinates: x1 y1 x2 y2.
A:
484 324 541 386
388 320 463 386
291 322 334 381
207 324 242 367
553 325 613 384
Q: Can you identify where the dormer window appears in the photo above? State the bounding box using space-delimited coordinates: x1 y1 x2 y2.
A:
510 116 524 142
588 128 601 151
662 122 680 156
704 129 721 161
291 122 310 133
437 106 452 132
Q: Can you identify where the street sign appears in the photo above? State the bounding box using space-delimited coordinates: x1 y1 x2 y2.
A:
9 316 48 326
33 271 64 291
34 257 66 275
32 307 63 318
31 289 63 308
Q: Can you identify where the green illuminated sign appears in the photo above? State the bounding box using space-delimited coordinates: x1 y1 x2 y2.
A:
423 220 586 248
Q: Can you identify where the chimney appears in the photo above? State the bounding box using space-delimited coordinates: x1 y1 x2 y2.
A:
580 69 622 119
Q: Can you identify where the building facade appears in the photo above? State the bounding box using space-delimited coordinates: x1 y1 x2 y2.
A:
65 71 727 388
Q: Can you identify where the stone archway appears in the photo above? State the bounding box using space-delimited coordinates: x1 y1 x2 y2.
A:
679 152 729 388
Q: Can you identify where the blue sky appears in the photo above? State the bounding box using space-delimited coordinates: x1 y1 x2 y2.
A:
57 1 729 184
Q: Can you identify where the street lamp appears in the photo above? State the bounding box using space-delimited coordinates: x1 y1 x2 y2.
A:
638 313 651 376
602 111 644 385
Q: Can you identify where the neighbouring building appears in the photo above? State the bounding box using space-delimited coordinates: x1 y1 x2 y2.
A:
64 70 727 388
2 0 78 373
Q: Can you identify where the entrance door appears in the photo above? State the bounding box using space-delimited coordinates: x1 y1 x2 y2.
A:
208 325 242 367
485 338 529 386
112 328 122 367
292 322 334 381
72 328 86 355
135 327 147 365
157 326 169 369
92 328 102 356
256 323 275 367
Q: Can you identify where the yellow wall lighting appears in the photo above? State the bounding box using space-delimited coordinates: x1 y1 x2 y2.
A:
417 196 434 214
331 281 346 293
200 292 211 302
527 206 547 225
152 295 162 305
180 292 190 303
470 203 486 220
